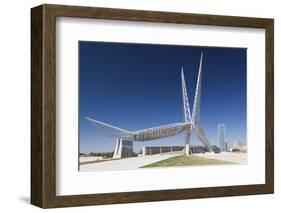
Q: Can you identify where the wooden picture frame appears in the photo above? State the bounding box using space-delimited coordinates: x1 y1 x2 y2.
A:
31 4 274 208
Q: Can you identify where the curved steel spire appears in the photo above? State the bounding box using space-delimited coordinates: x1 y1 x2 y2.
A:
192 52 203 125
181 67 192 124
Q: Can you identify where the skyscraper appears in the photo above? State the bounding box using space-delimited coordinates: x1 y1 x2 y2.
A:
218 124 226 151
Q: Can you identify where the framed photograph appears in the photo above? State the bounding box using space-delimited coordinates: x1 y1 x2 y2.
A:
31 4 274 208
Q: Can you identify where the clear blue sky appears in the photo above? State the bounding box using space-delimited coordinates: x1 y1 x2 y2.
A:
79 41 246 154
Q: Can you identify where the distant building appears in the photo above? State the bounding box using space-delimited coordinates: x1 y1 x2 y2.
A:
218 124 227 151
225 142 228 151
230 140 247 152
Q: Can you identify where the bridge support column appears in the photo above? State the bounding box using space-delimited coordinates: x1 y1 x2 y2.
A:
113 139 134 159
184 130 191 155
142 146 146 156
113 139 121 159
185 144 190 155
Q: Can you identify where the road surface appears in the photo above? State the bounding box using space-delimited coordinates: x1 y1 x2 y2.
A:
195 152 247 164
80 152 181 172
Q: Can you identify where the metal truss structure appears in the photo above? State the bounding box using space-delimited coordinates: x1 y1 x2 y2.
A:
86 117 191 142
86 52 213 155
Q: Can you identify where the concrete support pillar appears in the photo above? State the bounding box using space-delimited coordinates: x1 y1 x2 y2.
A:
113 139 121 159
185 144 190 155
142 146 146 156
117 140 124 158
113 139 133 159
184 129 191 155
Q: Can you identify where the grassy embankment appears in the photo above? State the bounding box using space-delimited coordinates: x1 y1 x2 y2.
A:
142 155 233 168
